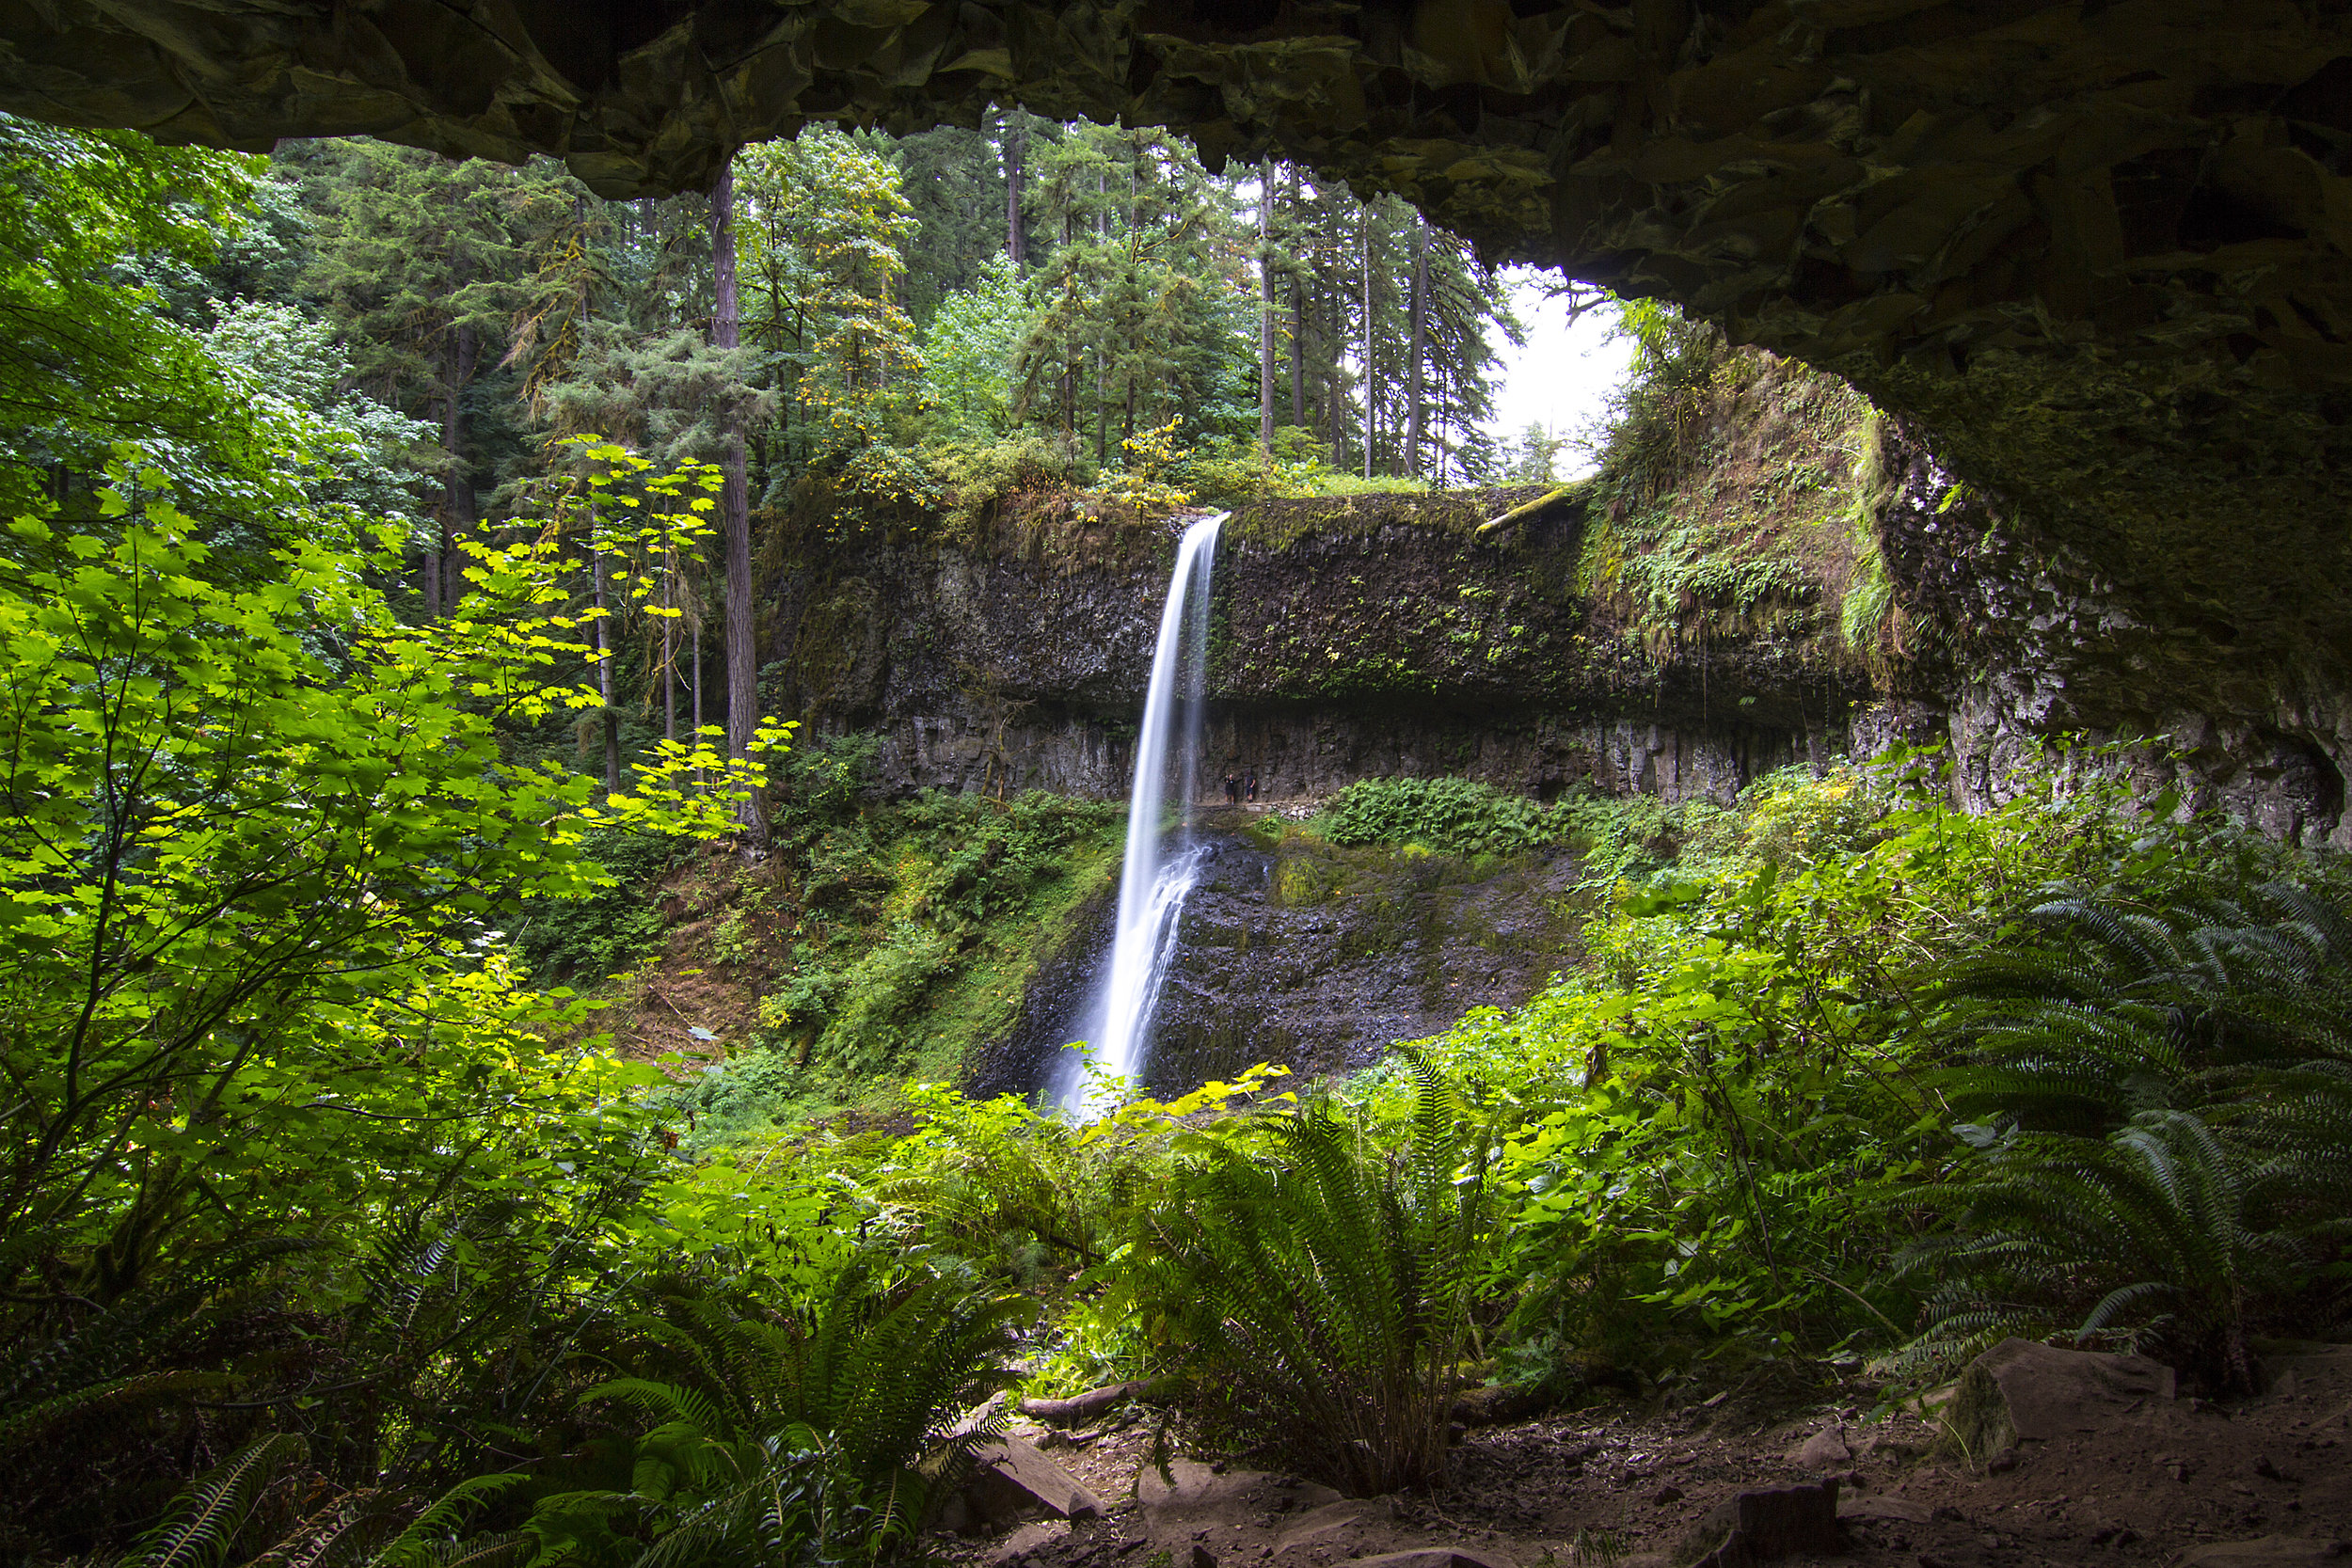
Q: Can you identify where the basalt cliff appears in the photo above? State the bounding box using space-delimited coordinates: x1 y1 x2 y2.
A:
757 353 2346 850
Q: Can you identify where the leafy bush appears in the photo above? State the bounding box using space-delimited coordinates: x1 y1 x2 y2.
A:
1374 745 2352 1396
1317 776 1565 857
1891 1111 2319 1394
921 434 1083 542
1890 885 2352 1386
123 1259 1027 1568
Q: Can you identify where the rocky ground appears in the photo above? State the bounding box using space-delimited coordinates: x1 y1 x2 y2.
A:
939 1342 2352 1568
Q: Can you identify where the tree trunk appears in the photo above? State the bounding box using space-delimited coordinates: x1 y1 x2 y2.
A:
1361 213 1375 480
1290 214 1307 429
1326 285 1343 467
709 155 761 839
592 499 619 798
1003 114 1026 267
661 556 676 746
436 323 477 617
1407 216 1428 481
1259 157 1276 457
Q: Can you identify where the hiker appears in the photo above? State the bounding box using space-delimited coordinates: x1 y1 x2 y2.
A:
1223 771 1240 804
1245 771 1258 802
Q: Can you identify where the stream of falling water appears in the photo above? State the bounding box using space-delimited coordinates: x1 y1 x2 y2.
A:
1057 512 1225 1113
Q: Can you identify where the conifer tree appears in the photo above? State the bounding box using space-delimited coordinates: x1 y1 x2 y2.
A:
708 154 758 834
295 139 572 610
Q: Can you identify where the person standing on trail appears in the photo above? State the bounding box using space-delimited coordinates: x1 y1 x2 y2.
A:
1245 771 1258 803
1223 771 1240 805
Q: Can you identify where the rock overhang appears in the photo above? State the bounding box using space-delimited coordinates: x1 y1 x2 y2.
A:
4 0 2349 737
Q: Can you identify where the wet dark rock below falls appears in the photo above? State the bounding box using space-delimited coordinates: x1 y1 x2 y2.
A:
970 812 1585 1100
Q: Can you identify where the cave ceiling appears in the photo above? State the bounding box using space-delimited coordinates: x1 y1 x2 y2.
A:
3 0 2349 724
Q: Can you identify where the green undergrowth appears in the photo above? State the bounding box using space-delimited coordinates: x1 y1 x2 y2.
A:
1222 484 1536 554
38 747 2352 1568
717 747 2352 1433
1299 768 1885 907
519 733 1124 1136
1316 775 1569 858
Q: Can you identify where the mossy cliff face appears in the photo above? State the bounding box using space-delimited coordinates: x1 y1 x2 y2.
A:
16 2 2351 730
765 476 1876 811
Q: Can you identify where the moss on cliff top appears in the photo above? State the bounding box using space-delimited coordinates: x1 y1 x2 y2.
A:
1223 485 1568 553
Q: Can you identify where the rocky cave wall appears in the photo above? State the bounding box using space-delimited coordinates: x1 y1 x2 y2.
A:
1873 429 2352 851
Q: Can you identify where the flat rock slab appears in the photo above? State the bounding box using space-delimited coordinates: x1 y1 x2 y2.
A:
1947 1337 2176 1456
2263 1345 2352 1400
970 1437 1104 1524
2179 1539 2349 1566
1790 1424 1850 1469
990 1522 1071 1564
1836 1495 1931 1525
1274 1500 1381 1557
1139 1459 1342 1519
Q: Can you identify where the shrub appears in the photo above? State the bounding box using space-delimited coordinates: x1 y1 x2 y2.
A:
1317 776 1565 858
512 828 682 982
1891 885 2352 1386
1890 1111 2318 1393
921 434 1083 542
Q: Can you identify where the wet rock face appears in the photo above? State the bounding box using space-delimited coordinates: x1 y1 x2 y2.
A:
967 825 1584 1099
771 491 1865 814
10 3 2352 705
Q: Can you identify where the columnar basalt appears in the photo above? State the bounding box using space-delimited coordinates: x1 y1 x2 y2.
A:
765 486 1873 810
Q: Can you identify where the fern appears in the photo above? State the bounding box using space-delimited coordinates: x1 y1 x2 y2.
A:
1931 885 2352 1136
383 1260 1025 1568
133 1433 310 1568
369 1475 534 1568
1890 1111 2313 1389
1897 886 2352 1388
1115 1068 1493 1494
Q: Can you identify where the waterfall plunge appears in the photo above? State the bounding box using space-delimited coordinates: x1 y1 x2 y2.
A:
1058 512 1225 1113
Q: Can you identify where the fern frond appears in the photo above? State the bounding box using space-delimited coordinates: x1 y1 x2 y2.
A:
133 1433 308 1568
370 1471 532 1568
578 1377 730 1443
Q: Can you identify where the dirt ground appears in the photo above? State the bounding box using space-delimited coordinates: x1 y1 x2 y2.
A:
950 1348 2352 1568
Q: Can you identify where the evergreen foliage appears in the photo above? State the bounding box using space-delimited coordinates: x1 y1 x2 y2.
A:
9 99 2352 1568
1118 1068 1492 1494
0 115 265 520
1889 887 2352 1385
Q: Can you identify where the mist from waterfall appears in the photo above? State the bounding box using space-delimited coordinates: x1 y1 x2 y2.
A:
1057 512 1225 1113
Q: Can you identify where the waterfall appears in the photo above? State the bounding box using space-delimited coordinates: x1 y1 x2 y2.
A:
1059 512 1225 1112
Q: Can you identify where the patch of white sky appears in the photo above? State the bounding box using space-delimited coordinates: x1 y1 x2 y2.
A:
1486 267 1634 479
1232 167 1634 480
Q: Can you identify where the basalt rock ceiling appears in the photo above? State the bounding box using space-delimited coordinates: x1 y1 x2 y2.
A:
3 0 2349 744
